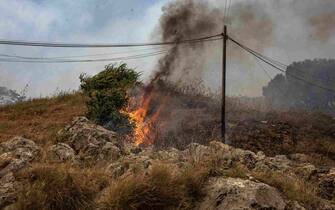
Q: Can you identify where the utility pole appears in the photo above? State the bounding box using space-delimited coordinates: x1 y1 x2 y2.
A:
222 25 227 143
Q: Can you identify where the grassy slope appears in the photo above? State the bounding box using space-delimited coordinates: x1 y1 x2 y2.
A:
0 92 86 144
0 93 334 166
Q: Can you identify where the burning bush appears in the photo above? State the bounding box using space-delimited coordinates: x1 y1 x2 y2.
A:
80 63 140 134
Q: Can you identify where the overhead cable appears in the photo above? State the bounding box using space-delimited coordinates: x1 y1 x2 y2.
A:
228 36 335 93
0 34 222 48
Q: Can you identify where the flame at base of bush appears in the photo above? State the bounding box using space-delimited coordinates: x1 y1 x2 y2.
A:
128 86 165 146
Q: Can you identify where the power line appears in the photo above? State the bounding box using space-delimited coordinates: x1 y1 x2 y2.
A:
228 36 335 93
0 37 222 63
224 0 228 23
227 0 232 25
0 50 169 63
0 34 222 48
0 46 170 60
229 35 335 83
254 56 286 95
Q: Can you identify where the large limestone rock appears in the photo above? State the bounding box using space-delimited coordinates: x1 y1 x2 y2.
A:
57 117 123 161
0 173 17 209
0 137 40 177
0 137 40 208
47 143 76 163
197 177 286 210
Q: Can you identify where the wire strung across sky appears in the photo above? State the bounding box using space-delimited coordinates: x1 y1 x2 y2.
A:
0 34 222 48
0 49 169 63
228 35 335 93
0 35 222 63
228 35 335 83
0 46 170 60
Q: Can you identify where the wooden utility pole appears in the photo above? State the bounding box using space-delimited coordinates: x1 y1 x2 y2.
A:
222 25 227 143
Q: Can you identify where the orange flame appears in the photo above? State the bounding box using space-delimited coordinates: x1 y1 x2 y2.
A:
128 89 166 145
129 93 153 145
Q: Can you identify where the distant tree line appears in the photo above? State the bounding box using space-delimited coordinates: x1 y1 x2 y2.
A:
263 59 335 110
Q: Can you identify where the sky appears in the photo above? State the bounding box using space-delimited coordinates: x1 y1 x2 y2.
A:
0 0 334 97
0 0 169 97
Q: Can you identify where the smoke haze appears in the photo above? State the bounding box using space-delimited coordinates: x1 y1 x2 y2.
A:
0 0 335 97
150 0 335 96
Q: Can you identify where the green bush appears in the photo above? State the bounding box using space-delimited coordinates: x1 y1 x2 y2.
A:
79 63 140 133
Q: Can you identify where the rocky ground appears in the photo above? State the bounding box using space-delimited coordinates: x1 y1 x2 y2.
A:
0 117 334 209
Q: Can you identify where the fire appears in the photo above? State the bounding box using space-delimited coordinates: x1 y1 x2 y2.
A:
128 87 166 145
129 93 153 145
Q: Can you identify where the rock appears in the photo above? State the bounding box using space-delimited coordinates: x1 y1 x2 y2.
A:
198 177 286 210
285 201 306 210
296 164 318 180
255 154 292 172
48 143 75 163
58 117 120 150
0 172 17 209
184 143 210 163
57 117 124 162
318 168 335 200
232 149 258 169
101 142 121 161
0 137 40 177
289 153 311 163
106 154 154 178
209 141 231 153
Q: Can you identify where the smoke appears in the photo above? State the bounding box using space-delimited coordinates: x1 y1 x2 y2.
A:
148 0 335 96
309 13 335 42
150 0 274 92
1 0 335 97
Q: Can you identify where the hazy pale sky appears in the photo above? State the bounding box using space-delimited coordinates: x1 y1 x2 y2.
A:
0 0 334 97
0 0 169 97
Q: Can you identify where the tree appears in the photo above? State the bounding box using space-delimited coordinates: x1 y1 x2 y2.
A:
80 63 140 133
263 59 335 110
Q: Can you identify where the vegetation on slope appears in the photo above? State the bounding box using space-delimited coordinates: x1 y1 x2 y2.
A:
0 92 86 144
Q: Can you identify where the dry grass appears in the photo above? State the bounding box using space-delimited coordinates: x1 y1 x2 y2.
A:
0 92 86 144
97 164 210 210
11 164 108 210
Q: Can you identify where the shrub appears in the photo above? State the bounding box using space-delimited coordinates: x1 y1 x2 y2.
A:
80 63 140 133
12 165 99 210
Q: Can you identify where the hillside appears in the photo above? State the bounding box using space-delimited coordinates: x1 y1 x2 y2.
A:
0 92 86 144
0 93 334 209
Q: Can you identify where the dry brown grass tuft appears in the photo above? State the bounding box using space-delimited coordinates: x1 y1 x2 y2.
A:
0 92 86 144
97 164 210 210
11 164 105 210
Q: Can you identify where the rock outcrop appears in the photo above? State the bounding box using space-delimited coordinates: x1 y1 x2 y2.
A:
56 117 123 163
1 118 334 209
0 136 40 177
0 137 40 208
198 177 286 210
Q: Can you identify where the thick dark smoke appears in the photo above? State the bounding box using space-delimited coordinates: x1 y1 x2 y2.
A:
151 0 274 90
152 0 222 87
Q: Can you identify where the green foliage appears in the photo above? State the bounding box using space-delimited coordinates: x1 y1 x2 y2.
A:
80 63 140 132
263 59 335 110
